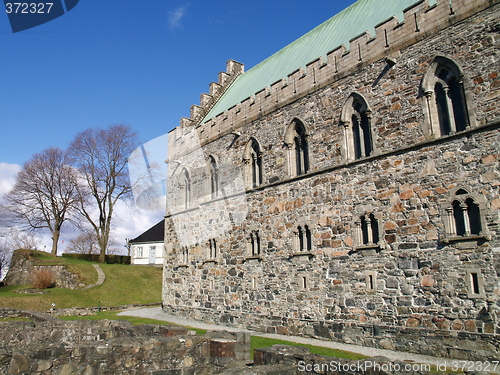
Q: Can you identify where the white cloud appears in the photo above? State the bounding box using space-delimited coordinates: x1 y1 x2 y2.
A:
0 162 20 199
167 5 188 30
110 200 165 254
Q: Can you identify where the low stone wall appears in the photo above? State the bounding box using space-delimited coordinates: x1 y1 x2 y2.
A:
163 306 500 362
0 308 251 375
3 252 83 289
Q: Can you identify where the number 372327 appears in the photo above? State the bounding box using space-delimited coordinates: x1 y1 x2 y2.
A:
5 3 53 14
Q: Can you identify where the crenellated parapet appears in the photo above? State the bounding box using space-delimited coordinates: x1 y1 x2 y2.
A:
180 59 244 130
180 0 496 146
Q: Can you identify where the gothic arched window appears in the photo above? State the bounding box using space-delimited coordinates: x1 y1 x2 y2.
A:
285 119 309 177
243 138 262 189
421 56 472 137
208 156 218 199
179 168 191 210
442 188 488 241
341 93 373 161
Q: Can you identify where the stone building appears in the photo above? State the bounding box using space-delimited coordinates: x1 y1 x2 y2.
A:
162 0 500 359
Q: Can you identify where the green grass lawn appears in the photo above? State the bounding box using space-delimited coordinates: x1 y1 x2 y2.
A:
0 254 162 311
250 335 367 360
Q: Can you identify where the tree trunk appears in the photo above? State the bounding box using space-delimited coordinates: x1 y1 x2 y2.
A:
51 230 60 256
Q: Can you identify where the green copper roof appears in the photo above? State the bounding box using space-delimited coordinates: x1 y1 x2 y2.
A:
203 0 435 122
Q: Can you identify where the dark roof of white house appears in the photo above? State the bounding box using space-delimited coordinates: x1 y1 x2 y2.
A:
129 219 165 244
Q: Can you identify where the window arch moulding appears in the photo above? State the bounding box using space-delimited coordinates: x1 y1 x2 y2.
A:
207 155 219 200
440 187 489 244
284 118 310 178
340 93 376 162
291 221 315 261
174 167 192 212
351 211 384 256
243 137 263 190
420 56 476 139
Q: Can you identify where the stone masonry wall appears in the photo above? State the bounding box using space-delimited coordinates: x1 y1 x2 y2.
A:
0 310 251 374
4 251 84 289
163 0 500 361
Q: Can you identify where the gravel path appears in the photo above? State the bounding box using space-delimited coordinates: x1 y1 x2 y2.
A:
81 264 106 289
118 307 497 372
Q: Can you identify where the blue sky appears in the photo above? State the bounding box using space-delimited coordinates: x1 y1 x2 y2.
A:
0 0 357 166
0 0 358 250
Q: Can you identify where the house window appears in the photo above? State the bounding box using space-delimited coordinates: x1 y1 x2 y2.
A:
136 246 143 258
443 188 487 241
341 93 373 160
243 138 262 189
421 56 472 138
208 156 218 199
285 119 309 177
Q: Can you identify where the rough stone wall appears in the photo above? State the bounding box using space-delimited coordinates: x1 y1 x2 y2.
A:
163 1 500 360
3 252 84 289
0 311 251 374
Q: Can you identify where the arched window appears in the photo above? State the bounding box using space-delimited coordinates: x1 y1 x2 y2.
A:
285 119 309 177
179 168 191 210
208 156 218 199
421 56 472 137
341 93 373 160
448 189 482 237
249 230 260 256
293 224 313 253
357 214 379 246
243 138 262 189
208 239 217 259
443 188 487 241
298 225 312 252
179 246 189 265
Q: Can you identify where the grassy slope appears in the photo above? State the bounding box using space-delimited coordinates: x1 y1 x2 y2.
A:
0 252 162 311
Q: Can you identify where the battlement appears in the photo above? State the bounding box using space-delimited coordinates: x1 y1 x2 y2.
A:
172 0 496 148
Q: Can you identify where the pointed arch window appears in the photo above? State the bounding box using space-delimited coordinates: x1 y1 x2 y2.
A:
179 168 191 210
179 246 189 266
341 93 373 161
421 56 472 137
285 119 309 177
243 138 263 189
208 156 219 199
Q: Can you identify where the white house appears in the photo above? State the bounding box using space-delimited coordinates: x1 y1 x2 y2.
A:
129 220 165 266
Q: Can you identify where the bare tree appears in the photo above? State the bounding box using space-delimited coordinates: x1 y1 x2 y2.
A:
66 231 100 255
68 124 140 263
2 148 80 255
3 227 41 251
0 242 10 282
